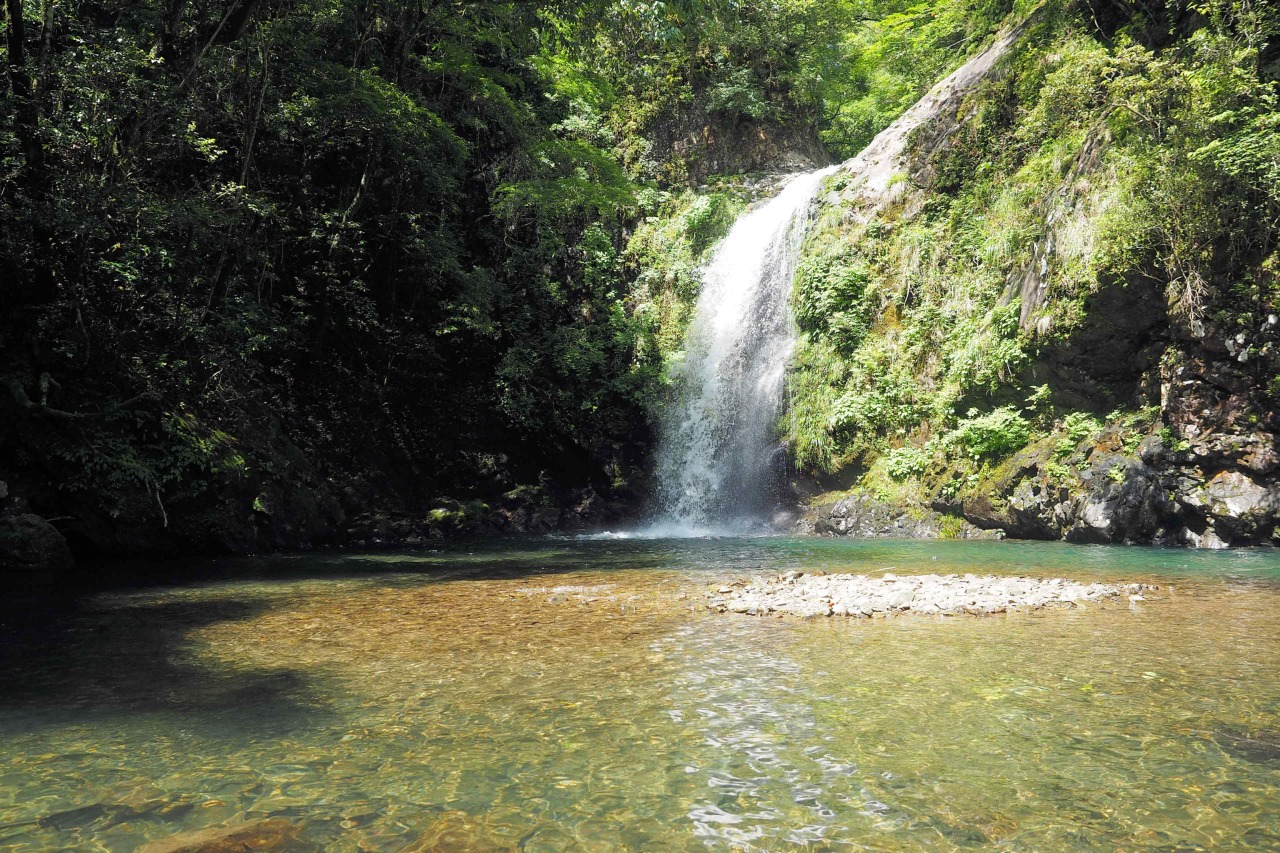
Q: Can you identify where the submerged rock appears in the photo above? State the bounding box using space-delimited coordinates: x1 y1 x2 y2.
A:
1214 727 1280 764
399 810 515 852
135 818 310 853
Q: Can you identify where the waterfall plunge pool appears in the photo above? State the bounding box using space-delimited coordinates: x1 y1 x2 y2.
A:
3 536 1280 851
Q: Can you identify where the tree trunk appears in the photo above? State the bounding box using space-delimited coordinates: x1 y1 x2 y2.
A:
5 0 43 176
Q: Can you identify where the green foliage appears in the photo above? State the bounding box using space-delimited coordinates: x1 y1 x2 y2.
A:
784 0 1280 498
707 66 775 121
783 337 849 472
494 140 638 223
0 0 664 543
626 186 747 360
1158 426 1193 452
427 499 491 534
937 513 970 539
944 407 1032 460
883 446 931 480
816 0 1029 155
681 193 744 257
794 244 873 352
1063 412 1104 444
1043 460 1074 483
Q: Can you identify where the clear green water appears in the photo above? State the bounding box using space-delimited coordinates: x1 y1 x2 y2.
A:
2 537 1280 852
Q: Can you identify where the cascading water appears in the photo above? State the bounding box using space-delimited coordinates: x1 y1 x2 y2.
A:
652 166 837 534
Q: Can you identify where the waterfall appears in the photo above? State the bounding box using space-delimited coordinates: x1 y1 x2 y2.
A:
651 166 836 535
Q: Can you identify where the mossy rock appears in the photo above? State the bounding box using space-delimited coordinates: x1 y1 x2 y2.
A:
0 514 75 582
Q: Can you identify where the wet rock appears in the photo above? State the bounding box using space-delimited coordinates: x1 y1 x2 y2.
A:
1241 438 1280 476
805 494 999 540
1137 434 1167 465
1181 524 1231 549
135 818 311 853
531 508 563 531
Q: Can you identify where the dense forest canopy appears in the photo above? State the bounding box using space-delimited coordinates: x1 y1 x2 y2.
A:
2 0 1277 556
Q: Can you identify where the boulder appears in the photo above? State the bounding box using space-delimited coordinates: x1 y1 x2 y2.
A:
1199 470 1280 541
809 494 997 540
1203 470 1272 518
530 507 562 531
0 513 74 581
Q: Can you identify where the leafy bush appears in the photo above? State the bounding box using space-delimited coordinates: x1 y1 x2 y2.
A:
680 194 743 257
793 246 873 352
945 407 1032 460
706 66 774 121
1063 411 1104 443
937 514 970 539
883 446 930 480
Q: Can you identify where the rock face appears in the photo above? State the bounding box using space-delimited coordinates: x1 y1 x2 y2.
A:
707 570 1156 618
836 18 1032 219
786 5 1280 551
648 96 828 185
0 513 75 581
343 485 640 548
135 819 310 853
805 425 1280 549
955 430 1280 548
801 494 1000 540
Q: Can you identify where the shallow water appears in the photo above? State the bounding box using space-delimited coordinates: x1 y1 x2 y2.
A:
2 538 1280 851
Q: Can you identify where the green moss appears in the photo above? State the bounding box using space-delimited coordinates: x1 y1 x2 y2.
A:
427 499 490 534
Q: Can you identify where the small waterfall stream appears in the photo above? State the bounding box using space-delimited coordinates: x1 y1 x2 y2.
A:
652 166 836 534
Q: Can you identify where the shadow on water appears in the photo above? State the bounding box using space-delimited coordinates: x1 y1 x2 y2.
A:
13 535 1280 606
0 594 335 738
3 534 1279 741
20 540 677 596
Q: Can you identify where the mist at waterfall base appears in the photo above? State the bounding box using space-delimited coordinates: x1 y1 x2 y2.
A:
637 167 837 538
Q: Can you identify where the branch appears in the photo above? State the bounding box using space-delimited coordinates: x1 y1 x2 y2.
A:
4 375 155 420
5 376 91 420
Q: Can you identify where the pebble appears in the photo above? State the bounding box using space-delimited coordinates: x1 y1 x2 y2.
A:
705 573 1158 619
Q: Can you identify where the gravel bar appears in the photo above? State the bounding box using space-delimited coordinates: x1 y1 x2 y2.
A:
707 571 1160 618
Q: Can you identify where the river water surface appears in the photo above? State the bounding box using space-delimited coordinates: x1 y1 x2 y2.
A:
2 538 1280 851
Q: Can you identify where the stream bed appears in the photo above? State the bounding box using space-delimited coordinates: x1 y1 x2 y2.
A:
2 537 1280 851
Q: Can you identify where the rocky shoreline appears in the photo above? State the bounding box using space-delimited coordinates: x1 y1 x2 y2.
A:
707 570 1159 618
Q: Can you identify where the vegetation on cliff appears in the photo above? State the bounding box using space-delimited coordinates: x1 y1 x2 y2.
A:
784 0 1280 544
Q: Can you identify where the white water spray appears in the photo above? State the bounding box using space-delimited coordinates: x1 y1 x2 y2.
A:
651 166 836 535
